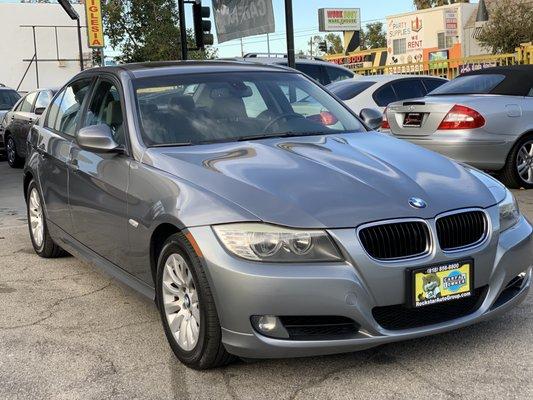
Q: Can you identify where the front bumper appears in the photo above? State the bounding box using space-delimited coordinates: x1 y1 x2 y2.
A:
385 130 514 171
189 208 533 359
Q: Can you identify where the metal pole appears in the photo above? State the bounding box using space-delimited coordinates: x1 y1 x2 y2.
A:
32 26 39 88
284 0 295 68
76 18 84 71
267 33 271 57
240 38 244 57
178 0 188 60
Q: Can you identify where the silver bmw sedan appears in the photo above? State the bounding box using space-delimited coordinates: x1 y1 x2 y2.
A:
23 61 532 369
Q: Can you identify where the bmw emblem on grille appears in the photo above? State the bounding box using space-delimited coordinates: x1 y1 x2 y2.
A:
409 197 427 209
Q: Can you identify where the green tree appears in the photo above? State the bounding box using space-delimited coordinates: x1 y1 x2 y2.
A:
413 0 469 10
477 0 533 54
324 33 344 55
103 0 216 63
361 22 387 50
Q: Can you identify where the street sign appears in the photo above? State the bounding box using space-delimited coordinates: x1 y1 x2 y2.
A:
85 0 104 48
212 0 275 44
318 8 361 32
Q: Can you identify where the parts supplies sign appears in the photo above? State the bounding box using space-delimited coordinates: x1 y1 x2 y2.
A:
85 0 104 48
213 0 275 43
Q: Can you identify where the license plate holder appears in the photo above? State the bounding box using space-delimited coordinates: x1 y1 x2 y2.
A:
407 260 474 308
403 112 423 127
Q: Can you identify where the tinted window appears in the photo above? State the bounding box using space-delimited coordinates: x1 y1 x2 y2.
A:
392 79 426 101
46 79 92 135
328 80 376 100
325 66 353 84
295 64 327 85
83 80 125 145
422 78 446 93
373 84 397 107
34 90 53 110
134 72 365 146
0 90 20 110
429 74 505 95
20 92 37 112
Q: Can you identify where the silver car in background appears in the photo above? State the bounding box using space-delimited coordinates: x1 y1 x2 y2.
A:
384 66 533 188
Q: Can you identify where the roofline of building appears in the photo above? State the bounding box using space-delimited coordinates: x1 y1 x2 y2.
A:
386 2 477 20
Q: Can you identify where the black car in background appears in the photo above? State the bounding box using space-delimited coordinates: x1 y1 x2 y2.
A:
3 88 57 168
0 86 21 154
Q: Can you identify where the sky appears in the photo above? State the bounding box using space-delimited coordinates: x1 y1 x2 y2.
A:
197 0 417 57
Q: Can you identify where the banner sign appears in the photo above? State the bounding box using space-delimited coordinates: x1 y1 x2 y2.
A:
212 0 275 44
85 0 104 48
444 8 458 37
318 8 361 32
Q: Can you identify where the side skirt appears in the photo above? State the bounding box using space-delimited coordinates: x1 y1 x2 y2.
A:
48 222 156 300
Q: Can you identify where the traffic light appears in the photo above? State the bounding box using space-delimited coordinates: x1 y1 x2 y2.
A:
193 1 213 49
318 40 328 53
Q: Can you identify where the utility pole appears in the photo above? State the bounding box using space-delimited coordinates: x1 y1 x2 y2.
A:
178 0 188 60
267 33 271 57
284 0 295 68
240 38 244 57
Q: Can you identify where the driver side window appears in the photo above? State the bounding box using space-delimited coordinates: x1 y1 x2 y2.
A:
81 80 125 146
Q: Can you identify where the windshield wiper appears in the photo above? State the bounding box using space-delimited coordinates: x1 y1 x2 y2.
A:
150 142 193 147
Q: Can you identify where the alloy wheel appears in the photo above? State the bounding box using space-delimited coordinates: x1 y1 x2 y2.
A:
29 188 44 249
6 137 16 165
516 140 533 185
162 253 200 352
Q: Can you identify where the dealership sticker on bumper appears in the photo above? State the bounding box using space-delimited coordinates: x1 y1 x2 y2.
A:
411 260 473 308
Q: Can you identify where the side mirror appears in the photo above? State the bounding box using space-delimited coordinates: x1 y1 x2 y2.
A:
34 107 46 115
359 108 383 131
77 124 120 153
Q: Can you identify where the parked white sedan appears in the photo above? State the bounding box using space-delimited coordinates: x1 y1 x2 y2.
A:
327 74 448 114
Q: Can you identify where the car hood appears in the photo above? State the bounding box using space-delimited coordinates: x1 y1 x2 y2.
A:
144 132 498 228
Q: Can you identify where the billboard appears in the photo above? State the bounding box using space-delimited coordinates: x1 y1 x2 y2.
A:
212 0 275 44
318 8 361 32
444 8 458 37
85 0 104 48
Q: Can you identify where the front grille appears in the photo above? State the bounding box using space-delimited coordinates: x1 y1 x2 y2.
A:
436 210 487 251
372 286 487 330
359 221 430 260
278 316 359 340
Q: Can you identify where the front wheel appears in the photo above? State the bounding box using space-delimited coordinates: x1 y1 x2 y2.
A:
6 135 24 168
500 135 533 189
27 180 66 258
156 232 233 369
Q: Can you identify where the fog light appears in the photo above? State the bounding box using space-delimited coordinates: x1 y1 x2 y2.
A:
250 315 289 339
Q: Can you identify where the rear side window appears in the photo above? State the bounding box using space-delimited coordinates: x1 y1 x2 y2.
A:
20 92 37 112
391 79 426 101
422 78 446 93
373 84 397 107
325 66 353 84
0 90 20 110
46 79 92 135
295 64 327 85
429 74 505 95
328 80 375 100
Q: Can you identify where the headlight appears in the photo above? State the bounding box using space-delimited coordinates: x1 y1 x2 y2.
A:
499 189 520 232
213 223 342 262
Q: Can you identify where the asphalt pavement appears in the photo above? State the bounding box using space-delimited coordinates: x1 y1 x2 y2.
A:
0 160 532 400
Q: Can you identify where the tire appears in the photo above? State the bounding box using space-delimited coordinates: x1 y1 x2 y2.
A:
6 135 24 168
155 232 233 370
500 134 533 189
26 180 66 258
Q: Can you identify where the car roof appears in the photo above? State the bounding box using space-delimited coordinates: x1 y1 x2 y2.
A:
354 74 447 83
84 60 295 79
459 65 533 96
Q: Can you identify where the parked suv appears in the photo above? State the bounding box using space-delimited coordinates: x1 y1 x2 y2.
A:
231 53 355 85
0 86 21 155
3 88 56 167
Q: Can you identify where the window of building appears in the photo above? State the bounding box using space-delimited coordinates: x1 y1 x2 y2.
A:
393 38 406 55
437 32 454 49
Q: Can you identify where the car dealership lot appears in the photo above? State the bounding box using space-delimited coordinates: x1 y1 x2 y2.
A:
0 161 532 400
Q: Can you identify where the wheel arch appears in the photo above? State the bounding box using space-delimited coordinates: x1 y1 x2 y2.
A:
503 130 533 166
23 170 34 203
149 223 181 285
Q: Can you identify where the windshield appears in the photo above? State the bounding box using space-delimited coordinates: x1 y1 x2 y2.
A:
133 72 364 146
428 74 505 95
327 80 376 100
0 90 21 110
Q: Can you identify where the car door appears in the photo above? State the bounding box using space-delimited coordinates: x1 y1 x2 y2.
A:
36 78 93 233
68 77 131 267
13 91 37 155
